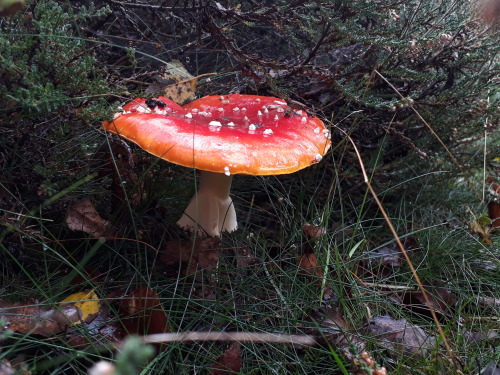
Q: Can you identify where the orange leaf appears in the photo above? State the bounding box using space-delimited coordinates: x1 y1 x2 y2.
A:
120 286 170 336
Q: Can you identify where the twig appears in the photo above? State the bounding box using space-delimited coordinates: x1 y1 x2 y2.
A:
482 92 490 202
476 296 500 308
359 282 416 291
141 332 318 346
299 21 331 67
109 0 201 12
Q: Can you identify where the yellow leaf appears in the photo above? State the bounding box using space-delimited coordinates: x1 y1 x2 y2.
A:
161 73 215 104
163 78 198 105
145 60 215 104
162 60 195 82
60 290 100 324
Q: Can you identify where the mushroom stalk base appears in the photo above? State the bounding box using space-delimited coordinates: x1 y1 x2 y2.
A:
177 171 237 237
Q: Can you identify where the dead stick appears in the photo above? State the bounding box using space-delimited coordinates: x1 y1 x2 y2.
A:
141 332 318 346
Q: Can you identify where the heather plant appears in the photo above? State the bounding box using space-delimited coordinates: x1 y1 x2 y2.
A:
0 0 114 198
0 0 110 115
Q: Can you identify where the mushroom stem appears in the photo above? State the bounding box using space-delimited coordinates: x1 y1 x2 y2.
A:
177 171 237 237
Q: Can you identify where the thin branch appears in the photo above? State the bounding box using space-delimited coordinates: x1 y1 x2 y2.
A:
140 332 318 346
299 21 331 67
109 0 201 12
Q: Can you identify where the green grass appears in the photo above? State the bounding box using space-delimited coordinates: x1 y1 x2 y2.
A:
1 141 499 374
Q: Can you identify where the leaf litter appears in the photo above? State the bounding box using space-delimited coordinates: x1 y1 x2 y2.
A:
0 286 168 351
208 342 242 375
145 60 215 105
0 290 100 338
363 315 437 357
65 198 117 238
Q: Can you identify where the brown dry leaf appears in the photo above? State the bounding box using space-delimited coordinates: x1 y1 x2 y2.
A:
93 142 148 210
209 342 242 375
298 252 334 300
479 0 500 24
403 287 456 319
66 198 117 238
120 286 170 337
309 307 350 332
364 315 436 357
0 300 82 337
234 247 258 268
365 246 403 268
357 242 415 279
303 223 328 239
488 201 500 228
145 60 214 104
464 330 499 345
299 252 323 278
163 80 198 105
160 237 222 276
469 219 493 243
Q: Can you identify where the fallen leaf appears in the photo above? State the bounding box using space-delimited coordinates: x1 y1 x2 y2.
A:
120 286 170 337
402 287 455 319
481 362 500 375
464 330 499 345
298 252 334 300
145 60 214 104
159 237 222 276
479 0 500 24
468 207 494 243
209 342 242 375
365 246 403 268
0 300 81 337
299 252 323 278
364 315 436 357
60 290 100 324
66 198 117 238
357 243 412 279
303 223 327 239
234 247 258 268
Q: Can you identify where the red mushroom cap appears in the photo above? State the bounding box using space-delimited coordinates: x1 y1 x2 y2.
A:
103 94 331 176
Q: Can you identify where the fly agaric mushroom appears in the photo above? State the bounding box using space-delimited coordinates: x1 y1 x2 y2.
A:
103 94 331 237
